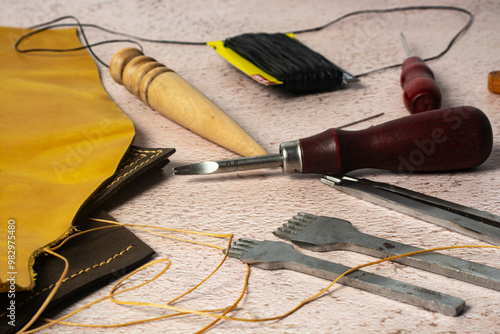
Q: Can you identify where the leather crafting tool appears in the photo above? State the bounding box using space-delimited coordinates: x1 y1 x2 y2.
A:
400 33 442 113
274 212 500 291
174 106 492 176
321 175 500 245
109 47 267 157
226 238 465 316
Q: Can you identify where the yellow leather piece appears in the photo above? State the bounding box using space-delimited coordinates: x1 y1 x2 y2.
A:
0 27 135 291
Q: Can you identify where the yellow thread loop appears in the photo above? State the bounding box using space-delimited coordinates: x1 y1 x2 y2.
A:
19 249 69 334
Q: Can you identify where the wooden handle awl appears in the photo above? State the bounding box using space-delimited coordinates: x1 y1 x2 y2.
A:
401 56 442 114
299 106 493 174
109 47 267 157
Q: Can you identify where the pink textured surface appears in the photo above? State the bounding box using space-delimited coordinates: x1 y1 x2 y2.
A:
3 0 499 332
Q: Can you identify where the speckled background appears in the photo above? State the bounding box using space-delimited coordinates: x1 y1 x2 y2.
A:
2 0 499 332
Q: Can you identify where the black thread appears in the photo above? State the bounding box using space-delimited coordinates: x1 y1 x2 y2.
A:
290 5 474 77
14 6 473 76
224 33 344 93
15 16 145 67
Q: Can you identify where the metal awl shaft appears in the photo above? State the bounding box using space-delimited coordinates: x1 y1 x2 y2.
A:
174 140 303 175
174 153 283 175
401 32 412 57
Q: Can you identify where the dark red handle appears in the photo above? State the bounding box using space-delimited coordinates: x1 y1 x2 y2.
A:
299 106 492 175
401 56 442 114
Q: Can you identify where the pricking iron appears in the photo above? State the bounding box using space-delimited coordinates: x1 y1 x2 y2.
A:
274 212 500 291
225 238 465 316
321 175 500 245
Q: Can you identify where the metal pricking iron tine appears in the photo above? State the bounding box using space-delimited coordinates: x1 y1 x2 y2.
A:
273 212 500 291
225 238 465 316
321 175 500 246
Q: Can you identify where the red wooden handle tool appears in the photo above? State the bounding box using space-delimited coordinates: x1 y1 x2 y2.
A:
174 107 492 176
399 34 441 114
400 56 442 114
299 106 492 175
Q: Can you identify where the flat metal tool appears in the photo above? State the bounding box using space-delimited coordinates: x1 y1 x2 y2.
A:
321 175 500 246
274 212 500 291
226 238 465 316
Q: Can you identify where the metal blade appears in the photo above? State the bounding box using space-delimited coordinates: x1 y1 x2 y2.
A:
173 153 283 175
321 175 500 245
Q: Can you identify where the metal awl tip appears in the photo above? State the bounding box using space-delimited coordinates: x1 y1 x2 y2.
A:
173 153 284 175
173 161 220 175
400 32 412 57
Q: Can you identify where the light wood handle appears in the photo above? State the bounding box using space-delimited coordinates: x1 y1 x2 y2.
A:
109 48 267 157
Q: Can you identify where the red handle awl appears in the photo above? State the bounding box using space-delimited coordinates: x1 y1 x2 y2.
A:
401 56 442 114
399 33 442 114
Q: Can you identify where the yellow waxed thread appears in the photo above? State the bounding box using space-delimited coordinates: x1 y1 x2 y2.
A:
85 219 238 322
75 243 500 324
24 258 174 333
107 243 246 333
14 219 240 334
25 236 500 331
24 258 173 332
30 234 500 330
105 226 244 332
88 218 236 312
168 234 233 305
37 259 246 330
21 218 500 333
50 224 121 251
90 217 230 250
11 245 133 312
25 218 242 333
18 248 69 334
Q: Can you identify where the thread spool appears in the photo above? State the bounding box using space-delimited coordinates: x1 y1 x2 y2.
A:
109 48 267 157
222 33 349 93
